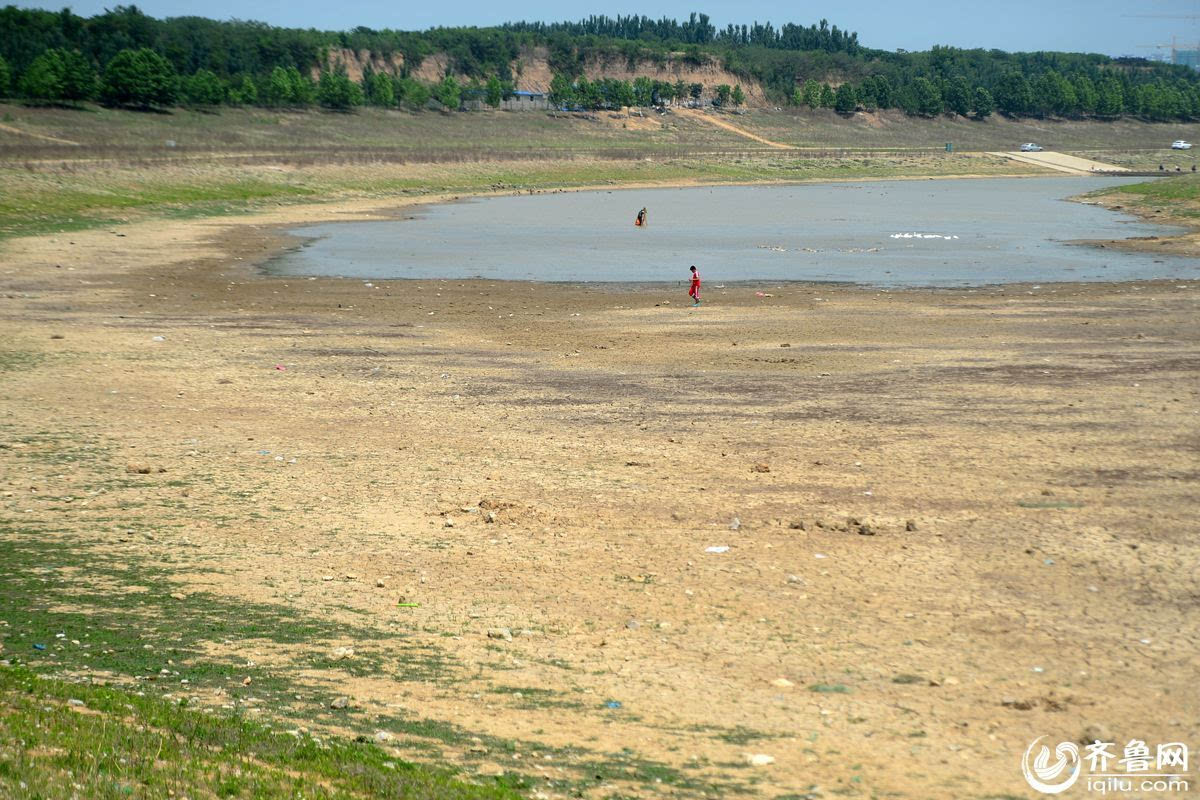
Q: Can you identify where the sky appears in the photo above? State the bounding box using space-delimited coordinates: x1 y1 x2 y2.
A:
12 0 1200 57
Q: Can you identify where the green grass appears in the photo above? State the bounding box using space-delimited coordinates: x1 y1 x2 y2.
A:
0 520 446 698
0 666 522 800
1092 174 1200 201
0 349 47 373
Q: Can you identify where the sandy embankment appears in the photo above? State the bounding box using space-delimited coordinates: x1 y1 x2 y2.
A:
1 187 1198 799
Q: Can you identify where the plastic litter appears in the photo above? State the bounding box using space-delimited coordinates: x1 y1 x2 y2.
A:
604 700 622 709
396 602 420 608
705 546 730 554
33 643 46 650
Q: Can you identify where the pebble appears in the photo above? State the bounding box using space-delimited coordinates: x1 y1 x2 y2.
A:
905 520 918 531
330 697 351 709
67 698 85 707
625 619 641 630
786 574 804 584
374 730 394 743
330 646 355 661
770 678 794 688
745 753 775 766
789 520 805 530
729 517 741 531
487 628 513 641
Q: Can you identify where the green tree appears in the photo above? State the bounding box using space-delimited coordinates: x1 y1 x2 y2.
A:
972 86 994 118
714 83 731 107
402 78 431 109
1072 75 1098 115
799 78 821 108
1033 70 1076 117
872 75 894 109
944 75 971 116
689 82 703 103
365 71 394 106
0 56 10 97
993 71 1032 116
286 67 315 106
264 66 291 107
317 68 362 110
18 48 93 103
549 73 575 107
855 80 877 110
673 79 687 104
228 75 257 106
819 83 835 108
181 69 225 107
632 75 654 106
485 74 503 107
19 50 66 102
101 47 176 108
654 80 675 105
834 82 856 113
60 50 96 102
1096 77 1124 117
910 76 941 116
433 75 460 110
731 84 744 107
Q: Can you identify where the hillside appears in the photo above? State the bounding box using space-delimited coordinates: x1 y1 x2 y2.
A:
322 46 767 104
3 6 1200 119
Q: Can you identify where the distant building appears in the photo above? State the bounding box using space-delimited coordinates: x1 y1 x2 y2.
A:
1176 49 1200 70
501 91 550 111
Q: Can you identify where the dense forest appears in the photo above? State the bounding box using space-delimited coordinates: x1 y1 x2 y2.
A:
1 5 1199 120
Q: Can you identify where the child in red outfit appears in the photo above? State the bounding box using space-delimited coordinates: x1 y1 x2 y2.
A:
688 265 701 305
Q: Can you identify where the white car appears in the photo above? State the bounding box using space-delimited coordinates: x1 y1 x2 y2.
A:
1171 140 1192 150
1019 142 1043 152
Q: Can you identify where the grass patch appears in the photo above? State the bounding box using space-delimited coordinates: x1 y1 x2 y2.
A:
0 350 46 373
0 522 445 699
892 674 926 684
0 665 522 800
808 683 851 694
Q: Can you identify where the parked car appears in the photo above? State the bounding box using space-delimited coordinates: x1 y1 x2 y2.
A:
1171 140 1192 150
1020 142 1043 152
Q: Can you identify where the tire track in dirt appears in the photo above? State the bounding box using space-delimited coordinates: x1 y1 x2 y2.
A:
0 122 80 146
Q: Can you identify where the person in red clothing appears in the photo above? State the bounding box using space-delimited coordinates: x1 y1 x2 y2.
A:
688 265 701 305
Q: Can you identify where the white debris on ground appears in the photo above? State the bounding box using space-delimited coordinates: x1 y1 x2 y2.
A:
890 232 960 240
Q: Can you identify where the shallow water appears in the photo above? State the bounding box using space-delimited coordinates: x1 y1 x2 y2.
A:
266 177 1199 286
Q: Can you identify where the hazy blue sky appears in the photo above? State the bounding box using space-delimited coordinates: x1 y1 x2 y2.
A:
14 0 1200 56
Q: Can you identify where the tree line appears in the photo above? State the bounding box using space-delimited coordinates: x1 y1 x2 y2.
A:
1 5 1199 121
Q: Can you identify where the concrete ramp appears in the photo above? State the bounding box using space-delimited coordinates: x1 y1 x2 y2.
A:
990 150 1128 175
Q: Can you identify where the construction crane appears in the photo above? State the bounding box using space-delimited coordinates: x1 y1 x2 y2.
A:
1136 35 1200 66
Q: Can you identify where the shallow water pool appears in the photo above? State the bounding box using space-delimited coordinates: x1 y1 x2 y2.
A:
266 177 1198 286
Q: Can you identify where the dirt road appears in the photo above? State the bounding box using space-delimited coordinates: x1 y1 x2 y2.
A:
1 200 1197 799
674 108 796 149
